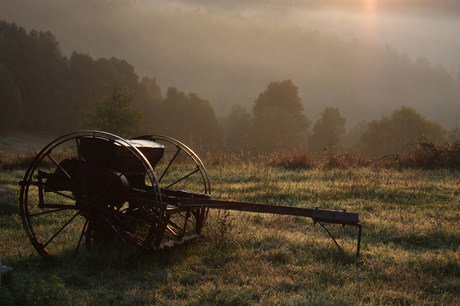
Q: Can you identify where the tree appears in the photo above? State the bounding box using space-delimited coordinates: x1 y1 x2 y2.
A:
79 82 144 137
0 63 24 129
0 21 72 132
247 80 310 153
253 80 307 126
153 87 192 142
447 127 460 142
340 120 368 155
342 120 368 145
247 106 305 154
223 103 252 151
187 92 222 152
152 87 222 152
0 20 165 134
139 76 162 104
360 106 447 157
308 107 346 156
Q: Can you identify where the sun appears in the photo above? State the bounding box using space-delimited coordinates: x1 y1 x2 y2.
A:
365 0 377 13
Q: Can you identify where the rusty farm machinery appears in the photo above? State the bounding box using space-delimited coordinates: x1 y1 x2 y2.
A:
19 131 362 265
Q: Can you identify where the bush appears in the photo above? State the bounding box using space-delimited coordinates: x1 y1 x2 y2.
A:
368 138 460 170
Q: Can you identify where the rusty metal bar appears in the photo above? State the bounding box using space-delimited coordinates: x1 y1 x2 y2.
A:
178 198 358 225
177 197 362 257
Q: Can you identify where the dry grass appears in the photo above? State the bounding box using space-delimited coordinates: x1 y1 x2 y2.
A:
3 135 460 172
3 166 459 304
0 149 39 171
370 139 460 170
205 138 460 171
267 146 319 169
1 160 460 304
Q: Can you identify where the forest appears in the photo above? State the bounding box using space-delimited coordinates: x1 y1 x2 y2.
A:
0 16 459 157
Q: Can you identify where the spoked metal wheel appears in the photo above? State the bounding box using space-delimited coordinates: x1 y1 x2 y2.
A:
133 135 211 249
19 131 162 265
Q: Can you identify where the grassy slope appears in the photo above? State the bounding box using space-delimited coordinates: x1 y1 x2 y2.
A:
1 164 459 305
0 130 57 152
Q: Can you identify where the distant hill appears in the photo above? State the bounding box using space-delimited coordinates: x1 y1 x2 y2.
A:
1 0 459 130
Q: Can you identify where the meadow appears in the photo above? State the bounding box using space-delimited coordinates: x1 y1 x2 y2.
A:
1 157 459 305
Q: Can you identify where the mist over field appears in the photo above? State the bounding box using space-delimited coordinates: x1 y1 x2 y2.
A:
1 0 460 128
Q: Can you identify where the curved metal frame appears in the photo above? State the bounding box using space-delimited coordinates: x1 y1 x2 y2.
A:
19 130 162 265
133 135 211 250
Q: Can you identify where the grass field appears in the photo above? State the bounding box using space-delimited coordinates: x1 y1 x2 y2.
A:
0 130 56 152
1 160 459 305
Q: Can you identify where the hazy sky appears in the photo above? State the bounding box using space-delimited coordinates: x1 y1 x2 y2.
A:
158 0 460 70
1 0 460 127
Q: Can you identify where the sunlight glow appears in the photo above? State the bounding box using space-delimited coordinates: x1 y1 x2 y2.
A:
365 0 377 14
364 0 378 44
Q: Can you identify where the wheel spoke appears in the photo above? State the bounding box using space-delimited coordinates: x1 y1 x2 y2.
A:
167 218 184 232
46 153 71 180
99 214 135 253
21 131 161 264
157 147 181 183
28 207 76 217
28 181 76 201
42 211 82 248
45 149 86 196
93 205 155 227
177 211 196 225
75 137 88 197
133 135 211 248
163 167 200 191
166 225 180 238
73 219 89 259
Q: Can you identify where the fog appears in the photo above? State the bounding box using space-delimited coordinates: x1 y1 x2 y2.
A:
170 0 460 72
1 0 460 128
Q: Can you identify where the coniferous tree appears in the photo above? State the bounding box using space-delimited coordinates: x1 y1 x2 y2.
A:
223 103 251 151
308 107 346 157
0 63 24 129
79 82 144 138
247 80 309 153
153 87 222 152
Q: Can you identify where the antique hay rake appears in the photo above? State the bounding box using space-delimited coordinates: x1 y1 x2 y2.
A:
19 131 362 265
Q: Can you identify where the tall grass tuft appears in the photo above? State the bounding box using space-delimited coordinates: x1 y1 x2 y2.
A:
206 210 236 252
0 149 39 171
3 137 460 172
205 143 247 165
321 150 367 169
267 146 318 169
368 138 460 170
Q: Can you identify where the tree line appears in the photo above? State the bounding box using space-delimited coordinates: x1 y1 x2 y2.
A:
0 20 455 157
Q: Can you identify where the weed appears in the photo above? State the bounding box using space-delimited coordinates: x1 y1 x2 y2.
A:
207 210 235 252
